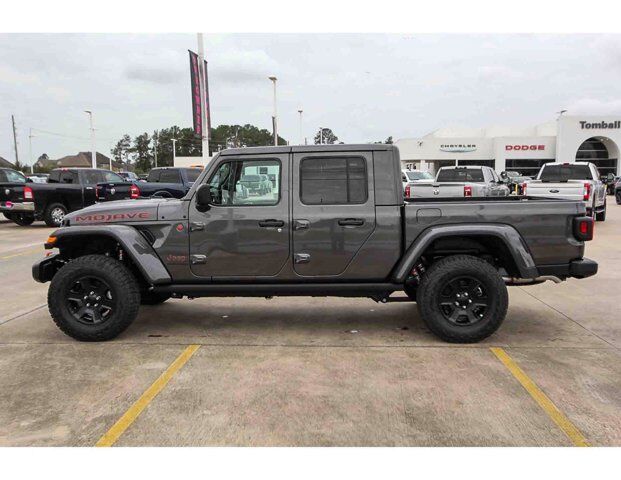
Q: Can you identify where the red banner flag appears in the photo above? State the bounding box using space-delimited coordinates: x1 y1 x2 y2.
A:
188 50 202 137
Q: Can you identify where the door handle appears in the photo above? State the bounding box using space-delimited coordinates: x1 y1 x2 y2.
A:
294 253 311 264
294 219 310 231
338 218 364 227
259 219 285 228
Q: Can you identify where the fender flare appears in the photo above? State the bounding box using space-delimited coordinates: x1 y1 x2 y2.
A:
48 225 172 285
391 223 538 283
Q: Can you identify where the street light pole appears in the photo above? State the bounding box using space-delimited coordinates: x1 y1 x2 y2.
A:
29 128 34 174
269 76 278 146
84 110 97 169
172 138 177 166
153 131 158 168
298 109 303 145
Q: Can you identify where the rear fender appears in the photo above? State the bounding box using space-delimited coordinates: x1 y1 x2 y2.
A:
391 224 538 282
42 225 171 284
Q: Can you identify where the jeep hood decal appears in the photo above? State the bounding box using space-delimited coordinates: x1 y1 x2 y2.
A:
65 199 162 225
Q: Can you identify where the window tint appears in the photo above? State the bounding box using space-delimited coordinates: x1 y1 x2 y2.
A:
405 171 433 181
207 159 280 206
4 170 26 183
48 170 61 183
300 157 367 205
102 171 124 183
60 171 78 184
81 170 103 184
159 170 181 183
185 169 202 183
147 170 160 182
436 168 484 182
539 165 592 182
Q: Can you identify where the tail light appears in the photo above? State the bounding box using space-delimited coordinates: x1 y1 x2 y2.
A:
130 184 140 199
404 184 411 198
23 185 33 200
583 182 591 201
521 182 527 196
95 186 100 199
464 185 472 197
573 216 594 241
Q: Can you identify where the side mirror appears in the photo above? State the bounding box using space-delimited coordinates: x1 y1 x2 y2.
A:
500 171 508 179
195 184 212 211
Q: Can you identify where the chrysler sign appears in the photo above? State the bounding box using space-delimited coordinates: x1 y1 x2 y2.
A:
580 120 621 130
440 144 476 153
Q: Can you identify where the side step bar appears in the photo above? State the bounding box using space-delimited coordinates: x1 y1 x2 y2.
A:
152 283 400 298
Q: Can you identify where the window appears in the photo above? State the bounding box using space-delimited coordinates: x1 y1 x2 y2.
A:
184 169 202 183
405 171 433 181
3 170 26 183
147 170 160 182
159 170 181 183
81 170 103 184
300 157 367 205
436 168 484 182
59 171 77 184
102 171 124 183
207 159 280 206
539 164 593 182
48 171 61 183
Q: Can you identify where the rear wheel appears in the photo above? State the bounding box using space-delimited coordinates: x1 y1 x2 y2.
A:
7 213 35 226
417 255 508 343
48 255 140 341
44 203 67 227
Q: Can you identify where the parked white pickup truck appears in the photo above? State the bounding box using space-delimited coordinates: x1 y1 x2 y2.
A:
406 166 510 199
524 162 607 221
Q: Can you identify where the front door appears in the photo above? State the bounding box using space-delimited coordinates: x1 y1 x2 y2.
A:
188 154 289 278
291 151 376 278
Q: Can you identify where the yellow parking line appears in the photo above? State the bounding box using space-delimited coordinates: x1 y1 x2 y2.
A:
96 344 200 447
0 247 41 260
490 347 589 447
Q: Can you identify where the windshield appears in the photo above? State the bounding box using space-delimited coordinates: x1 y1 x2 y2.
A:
539 165 593 182
436 168 485 182
405 171 433 181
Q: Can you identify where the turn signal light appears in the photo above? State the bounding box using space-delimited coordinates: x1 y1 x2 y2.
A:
404 184 411 198
573 216 594 241
464 185 472 197
583 182 591 201
130 184 140 199
24 185 33 200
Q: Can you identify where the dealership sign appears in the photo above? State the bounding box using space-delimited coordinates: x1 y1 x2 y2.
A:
580 121 621 130
440 144 476 152
505 144 545 151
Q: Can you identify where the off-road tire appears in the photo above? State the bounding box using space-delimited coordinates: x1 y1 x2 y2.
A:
140 291 171 305
48 255 140 341
416 255 508 343
43 202 68 227
7 213 35 226
595 201 607 222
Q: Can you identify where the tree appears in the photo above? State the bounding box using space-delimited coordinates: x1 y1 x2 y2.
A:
385 136 393 144
314 127 338 145
210 124 286 153
111 134 131 165
133 133 152 172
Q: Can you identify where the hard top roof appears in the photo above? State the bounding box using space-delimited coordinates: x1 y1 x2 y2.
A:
218 144 396 156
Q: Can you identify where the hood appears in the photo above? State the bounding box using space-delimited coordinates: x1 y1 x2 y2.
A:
64 198 166 226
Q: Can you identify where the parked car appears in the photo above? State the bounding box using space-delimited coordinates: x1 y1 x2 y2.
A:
500 171 532 195
1 168 127 227
602 173 620 195
239 174 272 195
118 171 142 182
401 169 433 191
0 167 34 225
614 177 621 205
96 167 202 201
33 144 596 344
524 162 607 221
27 174 49 184
406 166 510 198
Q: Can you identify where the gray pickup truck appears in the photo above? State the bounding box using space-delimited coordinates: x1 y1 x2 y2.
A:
32 144 597 343
406 165 510 198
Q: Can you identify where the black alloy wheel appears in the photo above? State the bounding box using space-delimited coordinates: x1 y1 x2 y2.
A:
437 276 488 326
66 275 116 325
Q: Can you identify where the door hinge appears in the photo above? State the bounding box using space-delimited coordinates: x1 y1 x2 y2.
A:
191 254 207 265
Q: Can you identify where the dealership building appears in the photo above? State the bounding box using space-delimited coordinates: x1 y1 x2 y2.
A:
395 115 621 178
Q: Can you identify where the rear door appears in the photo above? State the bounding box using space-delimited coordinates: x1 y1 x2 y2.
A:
291 151 376 277
188 153 289 278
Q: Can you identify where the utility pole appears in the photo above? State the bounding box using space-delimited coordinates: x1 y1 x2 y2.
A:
84 110 97 168
11 115 20 169
29 128 34 174
319 127 324 145
269 76 278 146
153 131 158 168
172 138 177 166
298 109 303 145
197 33 210 162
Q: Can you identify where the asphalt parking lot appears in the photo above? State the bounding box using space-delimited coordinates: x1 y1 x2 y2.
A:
1 205 620 447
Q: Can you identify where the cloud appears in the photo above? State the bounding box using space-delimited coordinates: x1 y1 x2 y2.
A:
566 98 621 115
210 48 280 84
125 65 182 85
0 65 40 85
477 65 524 81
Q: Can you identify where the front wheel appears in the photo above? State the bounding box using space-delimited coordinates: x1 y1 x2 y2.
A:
417 255 508 343
48 255 140 341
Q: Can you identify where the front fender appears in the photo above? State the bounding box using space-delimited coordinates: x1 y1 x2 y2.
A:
391 223 538 282
42 225 172 285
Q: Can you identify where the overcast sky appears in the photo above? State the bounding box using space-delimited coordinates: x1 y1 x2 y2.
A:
1 33 621 164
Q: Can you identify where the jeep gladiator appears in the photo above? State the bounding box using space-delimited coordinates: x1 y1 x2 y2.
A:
32 144 597 343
